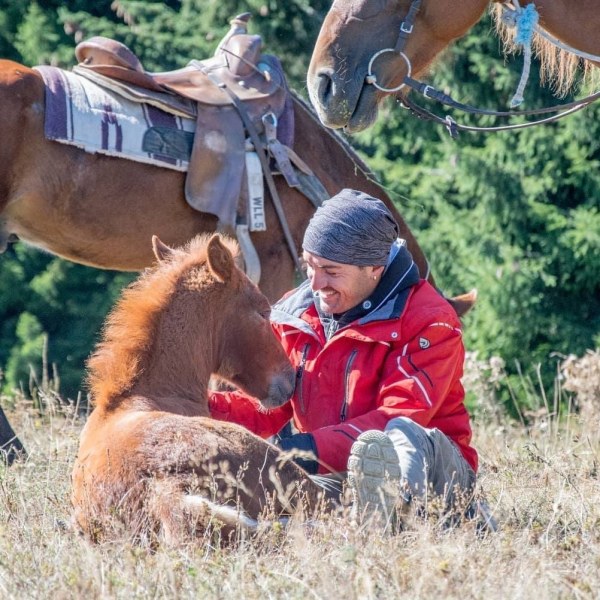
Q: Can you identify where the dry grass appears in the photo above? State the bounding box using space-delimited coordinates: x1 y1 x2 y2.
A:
1 354 599 600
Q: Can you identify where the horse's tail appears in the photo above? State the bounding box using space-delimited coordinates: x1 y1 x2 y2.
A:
447 288 478 318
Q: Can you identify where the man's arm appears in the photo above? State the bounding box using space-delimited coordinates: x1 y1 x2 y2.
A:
209 389 293 439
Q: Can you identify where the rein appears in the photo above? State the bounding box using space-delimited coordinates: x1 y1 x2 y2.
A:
364 0 600 137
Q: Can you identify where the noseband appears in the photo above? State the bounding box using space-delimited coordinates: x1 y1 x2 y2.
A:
364 0 600 137
365 0 421 93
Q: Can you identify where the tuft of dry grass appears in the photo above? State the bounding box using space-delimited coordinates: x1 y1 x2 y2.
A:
1 353 599 599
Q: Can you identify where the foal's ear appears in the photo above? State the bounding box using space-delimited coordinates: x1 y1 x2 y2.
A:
152 235 174 263
207 234 234 282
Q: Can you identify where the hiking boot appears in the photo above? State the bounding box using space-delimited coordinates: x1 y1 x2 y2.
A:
347 430 401 529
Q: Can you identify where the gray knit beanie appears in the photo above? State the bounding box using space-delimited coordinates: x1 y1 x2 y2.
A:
302 189 399 266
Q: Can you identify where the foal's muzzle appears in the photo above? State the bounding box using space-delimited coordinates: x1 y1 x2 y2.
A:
262 367 295 409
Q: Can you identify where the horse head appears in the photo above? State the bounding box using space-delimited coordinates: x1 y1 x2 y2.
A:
307 0 490 132
153 234 295 410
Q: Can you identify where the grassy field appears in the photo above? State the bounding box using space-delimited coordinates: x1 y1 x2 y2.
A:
0 354 599 599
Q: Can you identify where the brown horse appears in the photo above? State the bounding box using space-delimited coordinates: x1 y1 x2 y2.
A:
72 233 327 545
0 60 436 303
307 0 600 132
0 56 477 462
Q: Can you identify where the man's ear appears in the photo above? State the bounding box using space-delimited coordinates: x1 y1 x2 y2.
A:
206 234 235 282
372 265 385 279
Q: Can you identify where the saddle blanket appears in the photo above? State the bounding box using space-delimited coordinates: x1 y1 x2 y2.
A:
35 66 196 172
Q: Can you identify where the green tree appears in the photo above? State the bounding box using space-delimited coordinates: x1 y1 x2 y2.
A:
0 3 597 414
352 18 600 411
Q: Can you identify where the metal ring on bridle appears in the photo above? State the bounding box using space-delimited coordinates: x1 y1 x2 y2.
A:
365 49 412 92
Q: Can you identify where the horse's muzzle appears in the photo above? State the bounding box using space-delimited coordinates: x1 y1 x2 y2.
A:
262 367 295 409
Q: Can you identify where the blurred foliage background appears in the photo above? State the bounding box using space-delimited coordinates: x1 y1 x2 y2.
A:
0 0 598 417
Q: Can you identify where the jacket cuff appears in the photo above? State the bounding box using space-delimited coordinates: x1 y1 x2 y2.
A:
208 393 231 421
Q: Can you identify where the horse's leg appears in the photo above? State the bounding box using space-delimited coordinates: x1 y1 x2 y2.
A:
0 223 17 253
0 407 26 465
147 477 247 545
253 232 297 302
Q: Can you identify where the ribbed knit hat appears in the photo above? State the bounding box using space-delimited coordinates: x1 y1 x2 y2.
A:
302 189 399 265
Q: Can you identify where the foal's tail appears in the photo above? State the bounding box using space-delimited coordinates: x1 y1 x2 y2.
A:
183 495 273 532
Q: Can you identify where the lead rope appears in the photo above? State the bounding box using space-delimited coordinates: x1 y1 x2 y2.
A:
504 0 600 64
503 3 539 107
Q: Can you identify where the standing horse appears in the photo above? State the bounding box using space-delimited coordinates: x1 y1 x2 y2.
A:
0 62 433 302
72 233 327 544
307 0 600 132
0 56 477 461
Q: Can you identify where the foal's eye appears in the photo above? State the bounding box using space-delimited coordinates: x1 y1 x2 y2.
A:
259 310 271 321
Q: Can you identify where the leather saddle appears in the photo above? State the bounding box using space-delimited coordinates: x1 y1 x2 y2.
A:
73 13 292 228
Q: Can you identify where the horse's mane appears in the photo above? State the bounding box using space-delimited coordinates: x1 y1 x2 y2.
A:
493 6 596 96
86 234 238 408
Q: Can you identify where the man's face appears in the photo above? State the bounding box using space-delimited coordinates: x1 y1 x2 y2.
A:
303 251 384 314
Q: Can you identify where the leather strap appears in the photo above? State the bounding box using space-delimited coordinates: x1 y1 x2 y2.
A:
198 66 303 274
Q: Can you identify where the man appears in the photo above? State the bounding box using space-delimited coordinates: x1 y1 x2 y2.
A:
209 188 477 526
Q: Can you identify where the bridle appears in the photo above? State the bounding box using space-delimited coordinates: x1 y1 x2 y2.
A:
364 0 600 137
365 0 422 93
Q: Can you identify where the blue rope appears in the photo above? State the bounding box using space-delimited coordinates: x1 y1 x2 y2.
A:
510 3 540 108
514 3 539 47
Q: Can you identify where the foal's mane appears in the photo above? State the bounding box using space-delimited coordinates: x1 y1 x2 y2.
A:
86 235 238 408
493 6 596 96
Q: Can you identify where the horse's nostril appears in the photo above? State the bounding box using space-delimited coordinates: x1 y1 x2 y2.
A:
316 70 334 106
263 369 295 409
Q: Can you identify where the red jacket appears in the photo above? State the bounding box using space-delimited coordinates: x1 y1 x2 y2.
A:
210 247 477 475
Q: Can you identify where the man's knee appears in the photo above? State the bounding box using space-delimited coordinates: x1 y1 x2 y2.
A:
384 416 431 451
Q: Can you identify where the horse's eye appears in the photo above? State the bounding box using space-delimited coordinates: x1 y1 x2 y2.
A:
259 310 271 320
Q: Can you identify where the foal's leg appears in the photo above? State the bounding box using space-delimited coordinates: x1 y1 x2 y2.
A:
146 476 254 545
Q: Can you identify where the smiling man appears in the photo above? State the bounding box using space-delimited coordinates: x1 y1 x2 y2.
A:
209 189 478 528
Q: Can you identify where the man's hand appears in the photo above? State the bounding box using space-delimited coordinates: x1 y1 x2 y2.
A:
275 433 319 475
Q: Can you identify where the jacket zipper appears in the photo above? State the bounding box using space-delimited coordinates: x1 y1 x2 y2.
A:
340 349 358 422
296 343 310 415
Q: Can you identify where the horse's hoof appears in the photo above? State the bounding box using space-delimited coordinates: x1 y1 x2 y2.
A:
0 232 18 253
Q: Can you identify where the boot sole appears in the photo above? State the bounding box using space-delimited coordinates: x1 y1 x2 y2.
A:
347 430 401 526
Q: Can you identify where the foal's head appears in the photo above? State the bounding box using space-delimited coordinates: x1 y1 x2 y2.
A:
88 234 294 411
153 234 295 409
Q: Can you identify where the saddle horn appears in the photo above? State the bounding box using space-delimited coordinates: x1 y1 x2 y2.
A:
215 13 262 78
